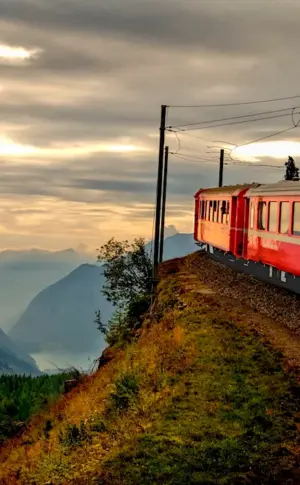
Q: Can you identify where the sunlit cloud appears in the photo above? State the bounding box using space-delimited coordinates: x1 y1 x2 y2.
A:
0 137 36 156
234 141 300 163
0 44 40 62
0 136 149 158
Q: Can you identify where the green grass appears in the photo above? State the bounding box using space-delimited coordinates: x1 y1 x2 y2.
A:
99 304 300 485
2 272 300 485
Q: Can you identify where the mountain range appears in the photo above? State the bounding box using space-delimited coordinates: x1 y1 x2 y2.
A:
8 264 110 355
1 233 197 373
0 248 94 332
0 328 40 376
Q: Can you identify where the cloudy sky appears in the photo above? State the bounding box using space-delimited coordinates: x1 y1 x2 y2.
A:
1 0 300 252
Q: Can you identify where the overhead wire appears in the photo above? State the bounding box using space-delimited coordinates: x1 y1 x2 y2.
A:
167 107 297 130
168 94 300 109
229 113 300 162
166 99 300 173
166 127 213 143
170 153 219 164
171 152 284 170
172 112 299 132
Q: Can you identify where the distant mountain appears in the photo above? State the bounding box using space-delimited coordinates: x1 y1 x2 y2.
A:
0 248 95 332
7 233 197 359
0 248 92 266
146 232 197 261
9 264 112 355
162 233 197 260
0 328 40 375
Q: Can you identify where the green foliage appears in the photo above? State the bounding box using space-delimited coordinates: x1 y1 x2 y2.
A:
110 372 140 411
97 237 152 308
59 421 90 447
96 238 153 345
0 372 74 444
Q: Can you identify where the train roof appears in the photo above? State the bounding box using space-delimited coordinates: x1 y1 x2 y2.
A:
247 180 300 197
194 183 258 198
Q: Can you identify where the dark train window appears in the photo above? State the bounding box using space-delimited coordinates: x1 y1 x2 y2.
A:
220 201 226 223
212 201 218 222
268 202 278 232
216 201 220 222
203 201 207 220
226 201 230 225
258 202 267 230
208 201 213 221
250 202 255 229
200 201 205 219
280 202 289 234
293 203 300 235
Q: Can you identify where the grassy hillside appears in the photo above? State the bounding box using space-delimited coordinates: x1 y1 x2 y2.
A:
1 254 300 484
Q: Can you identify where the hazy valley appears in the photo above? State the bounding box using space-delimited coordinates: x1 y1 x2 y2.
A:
0 233 196 374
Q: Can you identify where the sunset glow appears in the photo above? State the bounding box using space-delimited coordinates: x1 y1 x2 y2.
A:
0 44 39 60
0 138 148 158
234 141 300 162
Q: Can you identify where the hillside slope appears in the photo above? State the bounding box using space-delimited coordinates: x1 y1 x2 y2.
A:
9 264 112 354
2 253 300 483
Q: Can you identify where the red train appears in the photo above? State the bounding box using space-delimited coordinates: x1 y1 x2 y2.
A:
194 181 300 294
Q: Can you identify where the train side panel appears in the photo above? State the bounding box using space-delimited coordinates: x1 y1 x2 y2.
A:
245 194 300 276
194 185 253 255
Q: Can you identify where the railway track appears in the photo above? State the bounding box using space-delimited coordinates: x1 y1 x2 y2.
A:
163 250 300 371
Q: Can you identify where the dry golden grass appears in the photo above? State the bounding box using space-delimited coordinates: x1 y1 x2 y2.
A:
1 255 300 484
0 282 196 484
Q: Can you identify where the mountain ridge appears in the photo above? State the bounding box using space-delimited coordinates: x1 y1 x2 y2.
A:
0 328 40 375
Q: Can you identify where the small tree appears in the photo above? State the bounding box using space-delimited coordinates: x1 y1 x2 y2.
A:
285 156 299 181
96 237 153 344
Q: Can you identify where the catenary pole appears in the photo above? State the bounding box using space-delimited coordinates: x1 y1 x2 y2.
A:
159 146 169 263
153 105 167 284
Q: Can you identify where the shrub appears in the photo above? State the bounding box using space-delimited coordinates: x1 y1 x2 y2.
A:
89 418 107 433
59 421 90 447
110 372 140 411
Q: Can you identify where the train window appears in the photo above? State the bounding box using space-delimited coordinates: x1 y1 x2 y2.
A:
258 202 267 230
250 202 255 229
226 201 230 225
203 201 207 220
268 202 278 232
216 201 220 222
293 203 300 235
220 201 226 223
208 201 213 221
212 201 218 222
200 201 205 219
280 202 289 234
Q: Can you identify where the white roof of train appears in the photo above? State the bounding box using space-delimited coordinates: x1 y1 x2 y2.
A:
247 180 300 197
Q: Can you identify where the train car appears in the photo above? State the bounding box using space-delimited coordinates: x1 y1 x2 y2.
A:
194 184 255 257
194 180 300 295
243 181 300 293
